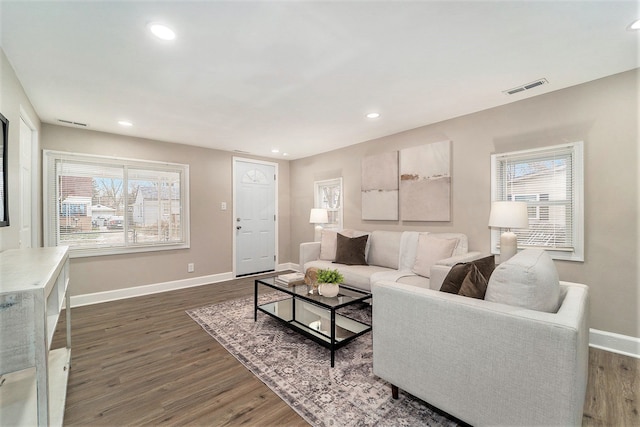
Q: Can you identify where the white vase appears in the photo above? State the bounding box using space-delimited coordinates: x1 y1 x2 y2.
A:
318 283 339 298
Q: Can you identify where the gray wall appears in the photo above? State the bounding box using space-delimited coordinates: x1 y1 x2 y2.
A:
41 124 291 296
290 69 639 339
0 49 42 250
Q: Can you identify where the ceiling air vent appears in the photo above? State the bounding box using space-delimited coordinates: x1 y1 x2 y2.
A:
503 78 548 95
57 119 88 127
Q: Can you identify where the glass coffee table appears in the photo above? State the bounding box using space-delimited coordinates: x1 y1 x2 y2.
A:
254 277 372 367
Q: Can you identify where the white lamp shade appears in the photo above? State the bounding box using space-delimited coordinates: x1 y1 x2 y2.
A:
309 208 329 224
488 201 529 229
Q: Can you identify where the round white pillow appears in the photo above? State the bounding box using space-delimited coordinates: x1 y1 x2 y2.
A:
485 249 561 313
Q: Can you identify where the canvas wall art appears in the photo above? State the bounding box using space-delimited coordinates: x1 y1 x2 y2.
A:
361 151 398 220
400 141 451 221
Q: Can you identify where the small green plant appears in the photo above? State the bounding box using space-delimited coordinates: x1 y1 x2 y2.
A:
316 268 344 284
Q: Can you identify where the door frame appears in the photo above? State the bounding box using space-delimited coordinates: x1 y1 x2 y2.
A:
19 106 39 248
232 156 279 278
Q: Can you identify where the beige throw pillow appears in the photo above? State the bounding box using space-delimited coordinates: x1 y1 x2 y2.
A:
319 229 354 261
412 234 458 278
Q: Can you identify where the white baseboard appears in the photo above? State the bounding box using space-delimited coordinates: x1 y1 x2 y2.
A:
70 264 299 308
589 328 640 359
280 262 301 272
70 272 235 307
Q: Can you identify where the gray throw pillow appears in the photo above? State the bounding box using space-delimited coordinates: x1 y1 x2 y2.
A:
333 233 369 266
485 249 561 313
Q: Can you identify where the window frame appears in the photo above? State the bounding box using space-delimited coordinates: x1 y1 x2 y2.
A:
43 150 190 258
314 177 343 231
490 141 584 262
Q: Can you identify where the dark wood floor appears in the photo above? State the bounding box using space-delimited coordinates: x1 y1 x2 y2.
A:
53 275 638 426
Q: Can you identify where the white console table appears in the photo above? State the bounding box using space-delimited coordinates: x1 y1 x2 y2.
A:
0 246 71 427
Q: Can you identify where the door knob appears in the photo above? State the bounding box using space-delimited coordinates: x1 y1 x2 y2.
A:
236 226 242 230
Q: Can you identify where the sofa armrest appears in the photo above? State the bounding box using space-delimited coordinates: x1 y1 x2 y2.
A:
372 280 589 426
435 251 484 267
299 241 321 271
428 265 450 290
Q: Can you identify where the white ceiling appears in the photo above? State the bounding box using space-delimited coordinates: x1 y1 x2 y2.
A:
1 1 638 160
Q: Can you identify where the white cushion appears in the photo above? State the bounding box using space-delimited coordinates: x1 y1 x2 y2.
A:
411 233 457 278
367 231 403 269
319 229 354 261
485 249 561 313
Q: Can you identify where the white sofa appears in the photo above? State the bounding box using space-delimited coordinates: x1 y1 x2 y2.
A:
299 229 482 292
372 249 589 426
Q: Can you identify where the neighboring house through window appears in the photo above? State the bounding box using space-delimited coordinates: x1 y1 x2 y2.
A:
490 141 584 261
44 150 189 257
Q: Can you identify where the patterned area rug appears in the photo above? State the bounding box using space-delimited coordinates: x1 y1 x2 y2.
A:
187 293 462 427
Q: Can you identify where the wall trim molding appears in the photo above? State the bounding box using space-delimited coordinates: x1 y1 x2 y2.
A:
589 328 640 359
69 263 298 308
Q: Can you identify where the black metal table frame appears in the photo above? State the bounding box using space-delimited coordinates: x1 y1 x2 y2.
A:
254 277 372 367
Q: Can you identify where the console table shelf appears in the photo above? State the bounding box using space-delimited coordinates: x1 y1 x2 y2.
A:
0 246 71 427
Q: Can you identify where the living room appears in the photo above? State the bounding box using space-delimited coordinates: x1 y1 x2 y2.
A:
0 1 638 426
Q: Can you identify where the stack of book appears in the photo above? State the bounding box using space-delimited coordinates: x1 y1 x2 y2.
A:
275 272 305 287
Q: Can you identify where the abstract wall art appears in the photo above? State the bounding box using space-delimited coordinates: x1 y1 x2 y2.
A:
361 151 398 220
400 140 451 221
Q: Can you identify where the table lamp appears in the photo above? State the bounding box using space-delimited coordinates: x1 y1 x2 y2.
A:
488 201 529 262
309 208 329 242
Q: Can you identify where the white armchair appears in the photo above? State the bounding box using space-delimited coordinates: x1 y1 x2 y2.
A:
372 261 589 426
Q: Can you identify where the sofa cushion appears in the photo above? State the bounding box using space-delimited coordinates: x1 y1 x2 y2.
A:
440 255 495 294
485 249 561 313
395 274 430 289
412 234 457 278
458 264 489 299
334 233 369 266
306 260 393 291
367 231 402 269
319 229 354 261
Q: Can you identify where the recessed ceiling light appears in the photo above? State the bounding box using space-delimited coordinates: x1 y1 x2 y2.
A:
148 23 176 40
271 148 280 153
282 153 289 157
628 19 640 31
366 112 380 119
118 120 133 127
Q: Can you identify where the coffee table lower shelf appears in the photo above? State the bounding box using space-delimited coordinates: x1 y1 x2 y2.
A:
255 296 371 367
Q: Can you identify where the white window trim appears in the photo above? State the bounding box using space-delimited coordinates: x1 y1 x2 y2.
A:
314 177 344 231
43 150 190 258
490 141 584 262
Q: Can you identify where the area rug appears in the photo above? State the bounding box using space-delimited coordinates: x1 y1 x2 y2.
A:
187 293 462 427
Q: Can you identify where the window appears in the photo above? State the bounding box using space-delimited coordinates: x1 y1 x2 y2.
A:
44 150 189 257
314 178 343 231
490 141 584 261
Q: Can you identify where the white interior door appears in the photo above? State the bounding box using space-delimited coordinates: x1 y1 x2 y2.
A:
19 117 32 248
234 159 276 276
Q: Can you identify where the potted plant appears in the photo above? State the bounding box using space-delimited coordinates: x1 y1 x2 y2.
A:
316 268 344 298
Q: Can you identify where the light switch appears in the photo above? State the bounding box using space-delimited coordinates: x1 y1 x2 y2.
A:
221 202 227 210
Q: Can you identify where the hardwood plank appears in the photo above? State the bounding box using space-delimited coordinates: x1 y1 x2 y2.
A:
583 347 639 426
51 276 638 426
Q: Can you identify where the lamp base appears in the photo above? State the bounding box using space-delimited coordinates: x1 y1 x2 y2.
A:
500 231 518 263
314 225 323 242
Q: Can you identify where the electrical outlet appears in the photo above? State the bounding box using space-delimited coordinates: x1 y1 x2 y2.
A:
187 263 195 273
221 202 227 210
